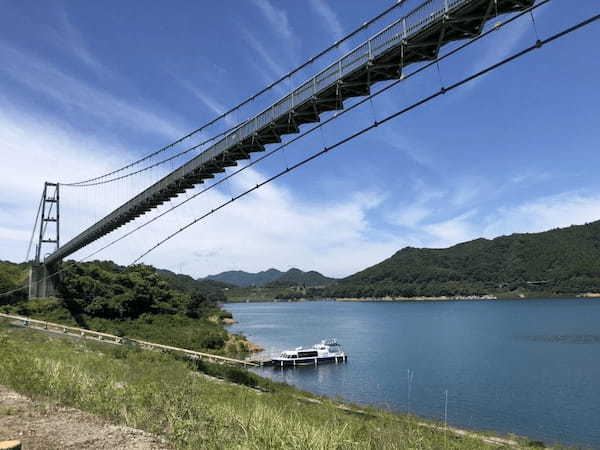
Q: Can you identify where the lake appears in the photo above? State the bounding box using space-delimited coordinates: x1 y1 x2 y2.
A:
224 299 600 448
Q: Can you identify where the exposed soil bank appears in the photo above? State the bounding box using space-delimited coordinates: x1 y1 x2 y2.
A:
0 386 168 449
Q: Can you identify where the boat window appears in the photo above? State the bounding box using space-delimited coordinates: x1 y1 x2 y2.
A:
298 351 318 358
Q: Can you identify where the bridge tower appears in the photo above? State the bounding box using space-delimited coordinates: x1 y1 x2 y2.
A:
29 182 60 299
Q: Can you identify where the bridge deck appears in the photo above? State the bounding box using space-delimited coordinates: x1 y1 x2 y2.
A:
48 0 534 264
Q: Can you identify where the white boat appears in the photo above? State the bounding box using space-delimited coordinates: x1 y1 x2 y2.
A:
271 338 347 367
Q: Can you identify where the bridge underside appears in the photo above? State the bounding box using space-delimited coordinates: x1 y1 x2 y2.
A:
46 0 535 266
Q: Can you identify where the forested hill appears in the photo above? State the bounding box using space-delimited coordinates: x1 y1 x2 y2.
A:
0 260 232 352
204 268 283 287
205 268 336 287
156 268 232 301
266 268 337 287
323 221 600 298
0 260 28 304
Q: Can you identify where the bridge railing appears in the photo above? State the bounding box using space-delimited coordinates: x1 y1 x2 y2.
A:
48 0 476 264
223 0 467 147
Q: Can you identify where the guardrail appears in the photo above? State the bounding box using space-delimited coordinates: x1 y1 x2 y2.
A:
0 312 258 368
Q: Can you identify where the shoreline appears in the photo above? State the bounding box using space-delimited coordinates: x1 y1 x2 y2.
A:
4 322 544 448
220 309 546 448
226 294 600 303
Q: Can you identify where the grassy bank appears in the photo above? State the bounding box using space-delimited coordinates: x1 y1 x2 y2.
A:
0 322 552 449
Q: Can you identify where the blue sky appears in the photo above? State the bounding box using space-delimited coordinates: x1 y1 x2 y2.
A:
0 0 598 278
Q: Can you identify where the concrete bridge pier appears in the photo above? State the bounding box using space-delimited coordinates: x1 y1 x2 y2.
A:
29 263 58 299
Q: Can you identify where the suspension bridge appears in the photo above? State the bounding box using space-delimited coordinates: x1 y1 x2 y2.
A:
22 0 597 299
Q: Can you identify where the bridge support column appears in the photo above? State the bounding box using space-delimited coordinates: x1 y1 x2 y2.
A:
30 182 61 299
29 263 58 299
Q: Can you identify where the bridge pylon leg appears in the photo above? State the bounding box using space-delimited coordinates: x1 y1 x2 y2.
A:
29 182 61 299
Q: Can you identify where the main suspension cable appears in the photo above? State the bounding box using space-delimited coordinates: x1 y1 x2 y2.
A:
24 193 44 262
132 8 597 265
61 0 411 187
3 4 594 300
74 0 553 264
61 124 239 187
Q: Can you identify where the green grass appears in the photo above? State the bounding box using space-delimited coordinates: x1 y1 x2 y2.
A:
0 323 554 449
1 297 229 354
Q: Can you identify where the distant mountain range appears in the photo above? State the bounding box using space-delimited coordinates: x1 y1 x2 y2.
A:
322 220 600 298
204 268 337 287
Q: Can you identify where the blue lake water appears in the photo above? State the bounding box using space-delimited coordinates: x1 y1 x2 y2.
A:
224 299 600 448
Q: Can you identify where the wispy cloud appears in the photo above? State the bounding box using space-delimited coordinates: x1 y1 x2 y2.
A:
0 97 404 278
0 100 138 259
387 179 446 228
308 0 350 53
124 168 403 278
54 8 111 78
0 41 186 140
482 191 600 238
243 28 288 79
240 27 290 93
423 210 480 247
251 0 294 42
380 127 436 170
177 78 237 127
408 190 600 250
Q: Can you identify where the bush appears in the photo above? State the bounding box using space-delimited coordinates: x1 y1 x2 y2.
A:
189 359 259 388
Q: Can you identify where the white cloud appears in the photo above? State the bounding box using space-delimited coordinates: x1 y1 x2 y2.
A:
416 191 600 250
381 127 436 169
242 28 288 80
394 205 432 228
482 192 600 238
176 78 238 127
0 98 405 278
0 41 186 140
3 92 600 280
308 0 350 53
422 211 479 248
251 0 294 42
0 102 139 260
70 167 404 278
450 177 487 207
53 8 111 78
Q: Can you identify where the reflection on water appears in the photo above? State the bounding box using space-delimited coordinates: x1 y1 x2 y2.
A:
225 299 600 448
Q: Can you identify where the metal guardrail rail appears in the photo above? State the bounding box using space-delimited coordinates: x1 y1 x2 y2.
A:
48 0 534 264
0 312 258 368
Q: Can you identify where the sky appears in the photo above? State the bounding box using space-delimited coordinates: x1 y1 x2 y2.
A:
0 0 598 279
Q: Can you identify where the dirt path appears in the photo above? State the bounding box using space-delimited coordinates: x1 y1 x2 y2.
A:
0 386 169 450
